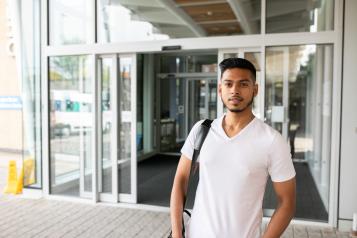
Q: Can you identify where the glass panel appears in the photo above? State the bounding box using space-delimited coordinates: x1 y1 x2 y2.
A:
188 80 206 129
244 52 262 119
264 45 333 221
188 79 217 129
101 58 113 194
266 0 334 33
136 54 156 155
49 0 93 45
160 77 184 152
265 49 284 134
49 55 93 197
119 57 132 194
160 55 217 74
208 81 217 119
98 0 261 43
223 53 238 59
20 0 42 188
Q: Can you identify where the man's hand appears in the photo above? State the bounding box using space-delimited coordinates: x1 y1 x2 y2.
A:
262 177 296 238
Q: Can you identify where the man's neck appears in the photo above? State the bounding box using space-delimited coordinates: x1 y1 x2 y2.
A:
223 109 255 131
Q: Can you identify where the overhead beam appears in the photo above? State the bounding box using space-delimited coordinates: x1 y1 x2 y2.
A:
156 0 207 37
226 0 259 34
132 10 186 25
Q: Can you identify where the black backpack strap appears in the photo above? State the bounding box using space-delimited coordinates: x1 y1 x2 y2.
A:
191 119 213 165
181 119 213 236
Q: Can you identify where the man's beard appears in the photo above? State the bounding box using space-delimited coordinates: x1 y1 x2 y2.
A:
222 94 254 113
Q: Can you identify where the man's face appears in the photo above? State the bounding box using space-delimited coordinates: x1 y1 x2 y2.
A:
218 68 258 113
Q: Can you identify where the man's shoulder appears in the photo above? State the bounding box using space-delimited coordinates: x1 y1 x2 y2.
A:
253 117 281 140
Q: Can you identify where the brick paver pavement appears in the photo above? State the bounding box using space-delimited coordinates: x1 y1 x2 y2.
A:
0 195 351 238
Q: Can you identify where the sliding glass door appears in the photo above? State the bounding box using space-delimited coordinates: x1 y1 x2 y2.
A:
97 54 137 203
49 54 137 203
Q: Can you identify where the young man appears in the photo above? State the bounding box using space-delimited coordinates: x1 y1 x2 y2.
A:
170 58 296 238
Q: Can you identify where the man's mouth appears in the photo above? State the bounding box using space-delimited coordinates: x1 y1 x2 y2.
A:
229 97 243 103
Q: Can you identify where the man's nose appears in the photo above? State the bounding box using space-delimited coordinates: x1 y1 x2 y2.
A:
230 83 241 94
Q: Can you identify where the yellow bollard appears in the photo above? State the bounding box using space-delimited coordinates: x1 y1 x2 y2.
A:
3 160 18 194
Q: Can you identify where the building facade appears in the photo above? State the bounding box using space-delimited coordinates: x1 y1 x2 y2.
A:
0 0 23 153
8 0 357 230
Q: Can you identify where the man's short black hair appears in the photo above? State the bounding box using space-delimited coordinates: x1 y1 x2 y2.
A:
219 57 256 82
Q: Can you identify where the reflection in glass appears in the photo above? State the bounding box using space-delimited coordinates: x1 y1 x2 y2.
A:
244 52 261 119
49 55 93 197
119 57 132 194
100 58 113 194
20 0 42 188
159 53 217 152
98 0 261 43
266 0 334 33
160 77 183 152
223 53 238 59
50 0 93 45
187 79 217 130
160 54 217 74
264 45 333 221
137 55 156 155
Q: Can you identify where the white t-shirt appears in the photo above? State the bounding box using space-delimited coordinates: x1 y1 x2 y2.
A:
181 115 296 238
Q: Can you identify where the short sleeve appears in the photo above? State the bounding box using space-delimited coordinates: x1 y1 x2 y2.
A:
180 120 204 160
268 132 296 182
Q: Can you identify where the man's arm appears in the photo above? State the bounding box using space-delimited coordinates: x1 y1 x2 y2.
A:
170 155 192 238
262 177 296 238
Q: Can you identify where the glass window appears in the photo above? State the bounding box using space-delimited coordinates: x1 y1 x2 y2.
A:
49 0 94 45
21 0 42 189
266 0 334 33
160 54 217 73
97 0 261 43
49 55 93 197
264 44 333 221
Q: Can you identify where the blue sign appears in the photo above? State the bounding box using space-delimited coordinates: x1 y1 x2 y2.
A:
0 96 22 110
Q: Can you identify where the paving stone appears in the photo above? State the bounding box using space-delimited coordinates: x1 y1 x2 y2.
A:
0 195 351 238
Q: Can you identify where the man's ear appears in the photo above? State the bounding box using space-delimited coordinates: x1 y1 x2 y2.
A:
253 83 258 97
218 81 222 97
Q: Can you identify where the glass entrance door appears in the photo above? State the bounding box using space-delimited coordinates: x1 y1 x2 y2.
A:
97 55 117 202
97 54 137 203
158 75 217 153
